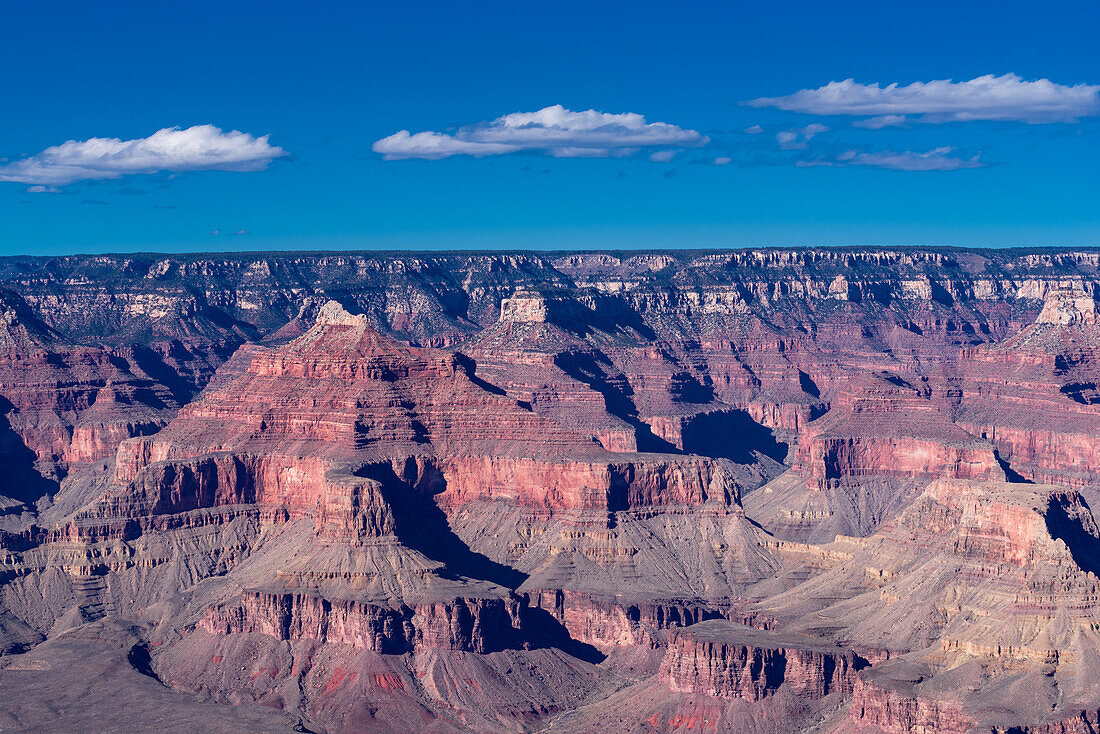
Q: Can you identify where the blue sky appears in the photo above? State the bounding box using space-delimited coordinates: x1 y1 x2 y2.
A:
2 0 1098 255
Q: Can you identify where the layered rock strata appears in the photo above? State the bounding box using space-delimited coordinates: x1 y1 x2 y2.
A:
660 620 864 701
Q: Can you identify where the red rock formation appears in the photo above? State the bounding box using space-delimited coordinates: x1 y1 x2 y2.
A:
846 676 975 734
759 476 1100 731
527 589 727 649
101 301 744 550
0 291 178 510
990 709 1100 734
200 590 525 654
953 289 1100 493
660 621 863 701
796 372 1003 491
56 300 770 711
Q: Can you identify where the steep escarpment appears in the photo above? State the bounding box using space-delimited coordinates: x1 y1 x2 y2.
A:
539 619 869 733
2 248 1085 345
743 371 1005 541
795 372 1002 490
199 589 527 654
843 674 976 734
660 621 865 700
107 301 746 526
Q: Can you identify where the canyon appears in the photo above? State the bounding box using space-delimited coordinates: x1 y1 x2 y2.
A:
3 247 1100 732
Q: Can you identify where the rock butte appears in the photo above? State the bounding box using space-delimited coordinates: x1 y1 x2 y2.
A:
4 249 1100 732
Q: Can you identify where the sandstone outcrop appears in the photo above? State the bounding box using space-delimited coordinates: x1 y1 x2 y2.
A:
1036 288 1100 325
845 675 975 734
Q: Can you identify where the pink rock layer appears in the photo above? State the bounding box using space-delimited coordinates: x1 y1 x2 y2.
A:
845 677 975 734
659 622 863 701
200 589 525 654
528 589 726 650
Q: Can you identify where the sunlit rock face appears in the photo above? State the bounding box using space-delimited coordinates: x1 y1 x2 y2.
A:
7 249 1100 732
1035 288 1100 325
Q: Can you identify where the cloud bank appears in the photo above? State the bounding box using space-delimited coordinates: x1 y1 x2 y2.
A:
748 74 1100 123
0 125 286 186
373 105 709 160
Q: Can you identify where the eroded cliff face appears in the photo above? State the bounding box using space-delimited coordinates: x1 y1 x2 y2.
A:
5 249 1100 732
794 372 1005 490
199 590 527 654
660 621 864 701
749 476 1100 731
845 676 976 734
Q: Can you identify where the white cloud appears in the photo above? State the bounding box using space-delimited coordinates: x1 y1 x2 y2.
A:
744 124 764 134
0 125 285 186
26 185 60 193
852 114 909 129
649 150 677 162
776 131 800 148
777 123 829 149
371 130 519 160
373 105 708 160
748 73 1100 123
550 146 634 158
713 156 732 165
836 147 984 171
